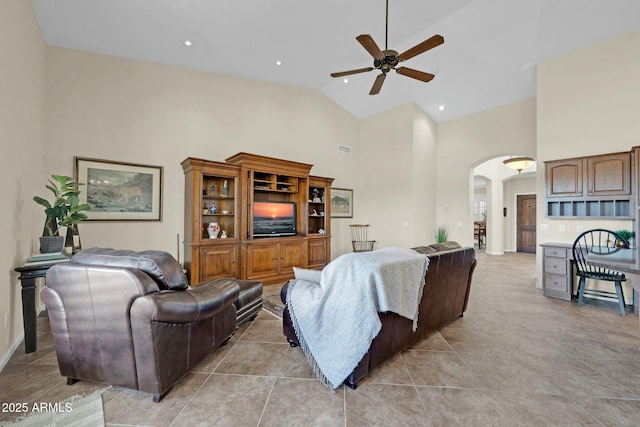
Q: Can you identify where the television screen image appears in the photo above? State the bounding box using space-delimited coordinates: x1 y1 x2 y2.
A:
253 201 296 237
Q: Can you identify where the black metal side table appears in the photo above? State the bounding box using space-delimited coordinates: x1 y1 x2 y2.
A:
15 259 69 353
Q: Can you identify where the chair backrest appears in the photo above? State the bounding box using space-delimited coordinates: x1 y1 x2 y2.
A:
572 229 629 276
71 247 189 290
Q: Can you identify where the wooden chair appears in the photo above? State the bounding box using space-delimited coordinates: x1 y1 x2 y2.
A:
350 224 375 252
473 221 485 249
572 229 629 316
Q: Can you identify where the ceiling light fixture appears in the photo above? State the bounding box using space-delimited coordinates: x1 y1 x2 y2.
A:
343 78 349 83
503 156 535 173
276 60 282 66
438 105 446 111
184 40 192 47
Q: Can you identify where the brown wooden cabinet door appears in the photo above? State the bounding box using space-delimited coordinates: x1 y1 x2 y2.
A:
244 243 279 278
587 153 631 196
279 240 306 273
199 244 238 281
307 238 327 268
545 158 583 197
244 239 305 280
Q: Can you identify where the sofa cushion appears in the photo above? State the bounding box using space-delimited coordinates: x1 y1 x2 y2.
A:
412 241 462 254
71 248 189 290
293 267 322 284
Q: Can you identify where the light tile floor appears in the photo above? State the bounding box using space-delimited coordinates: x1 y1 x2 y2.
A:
1 251 639 426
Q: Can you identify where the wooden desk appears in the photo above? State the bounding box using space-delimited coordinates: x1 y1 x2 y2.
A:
15 259 68 353
587 249 640 350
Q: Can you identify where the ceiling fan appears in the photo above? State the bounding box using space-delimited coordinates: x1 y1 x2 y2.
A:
330 0 444 95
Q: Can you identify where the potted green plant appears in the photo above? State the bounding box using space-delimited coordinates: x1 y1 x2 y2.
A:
33 175 90 253
435 226 448 244
615 229 635 247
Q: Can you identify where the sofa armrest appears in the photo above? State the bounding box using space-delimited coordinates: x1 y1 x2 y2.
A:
131 279 239 324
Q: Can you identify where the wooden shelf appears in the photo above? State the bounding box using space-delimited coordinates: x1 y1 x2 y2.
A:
545 152 633 219
183 154 333 285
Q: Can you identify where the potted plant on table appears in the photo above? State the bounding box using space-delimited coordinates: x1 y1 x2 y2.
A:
615 229 635 248
33 175 90 254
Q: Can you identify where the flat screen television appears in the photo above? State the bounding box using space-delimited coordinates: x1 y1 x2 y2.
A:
253 201 297 237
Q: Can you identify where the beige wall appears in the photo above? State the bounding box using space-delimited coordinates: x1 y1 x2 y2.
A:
0 0 46 363
536 30 640 291
358 103 438 249
44 47 362 259
411 106 439 246
436 98 538 246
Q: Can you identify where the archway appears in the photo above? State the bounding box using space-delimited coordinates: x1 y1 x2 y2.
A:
473 156 537 255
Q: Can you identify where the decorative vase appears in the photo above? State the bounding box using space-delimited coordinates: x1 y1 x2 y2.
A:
207 222 220 239
64 224 82 255
209 201 217 214
40 236 65 254
222 180 229 197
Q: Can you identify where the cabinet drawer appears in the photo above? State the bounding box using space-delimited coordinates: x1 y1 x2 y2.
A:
544 257 567 275
543 248 567 258
544 273 569 293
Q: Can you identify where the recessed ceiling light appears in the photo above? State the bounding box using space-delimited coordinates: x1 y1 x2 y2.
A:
438 105 446 111
276 60 282 66
343 78 349 84
184 40 192 47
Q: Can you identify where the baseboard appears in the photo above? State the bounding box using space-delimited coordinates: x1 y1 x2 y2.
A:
0 332 24 372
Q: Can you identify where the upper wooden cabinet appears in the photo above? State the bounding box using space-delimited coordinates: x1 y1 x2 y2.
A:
546 158 584 198
544 151 633 219
586 153 631 197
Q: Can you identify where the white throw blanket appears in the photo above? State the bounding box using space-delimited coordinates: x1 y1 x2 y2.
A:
287 247 429 389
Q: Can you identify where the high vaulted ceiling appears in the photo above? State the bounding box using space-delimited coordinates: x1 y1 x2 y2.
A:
31 0 640 122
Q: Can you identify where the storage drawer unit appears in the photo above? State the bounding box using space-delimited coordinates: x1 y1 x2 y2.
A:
541 243 574 300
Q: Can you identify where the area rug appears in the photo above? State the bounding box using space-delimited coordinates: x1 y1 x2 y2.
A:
262 288 284 318
1 388 106 427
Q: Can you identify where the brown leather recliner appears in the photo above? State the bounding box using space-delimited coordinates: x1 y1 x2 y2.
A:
42 248 239 402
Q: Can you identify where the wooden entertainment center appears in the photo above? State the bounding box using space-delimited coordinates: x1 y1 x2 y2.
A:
182 153 333 285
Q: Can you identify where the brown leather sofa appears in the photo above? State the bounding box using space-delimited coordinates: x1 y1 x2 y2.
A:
281 243 476 389
42 248 240 402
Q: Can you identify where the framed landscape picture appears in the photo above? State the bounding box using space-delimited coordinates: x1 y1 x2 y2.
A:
331 188 353 218
74 157 163 221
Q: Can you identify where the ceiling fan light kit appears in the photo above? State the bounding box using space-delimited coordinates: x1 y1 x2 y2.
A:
503 156 535 173
330 0 444 95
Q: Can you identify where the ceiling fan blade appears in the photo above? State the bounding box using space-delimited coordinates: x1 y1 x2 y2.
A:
397 34 444 61
330 67 374 78
356 34 385 60
369 73 386 95
396 67 435 83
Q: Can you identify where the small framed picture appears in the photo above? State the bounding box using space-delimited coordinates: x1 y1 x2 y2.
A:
331 188 353 218
74 157 163 221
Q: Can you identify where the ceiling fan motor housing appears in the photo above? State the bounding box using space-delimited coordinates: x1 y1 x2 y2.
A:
375 50 399 73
